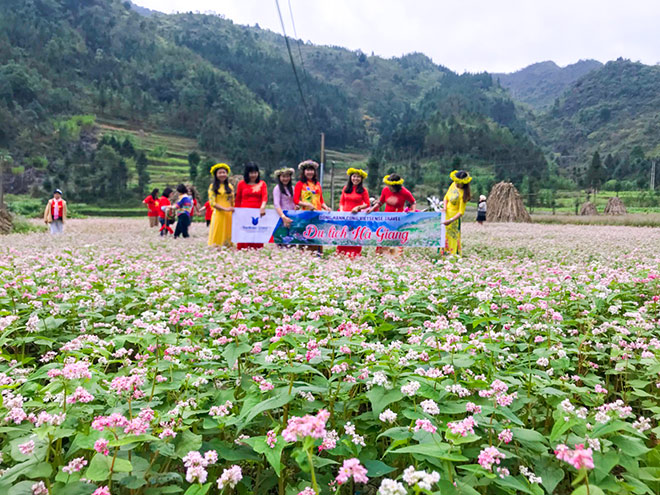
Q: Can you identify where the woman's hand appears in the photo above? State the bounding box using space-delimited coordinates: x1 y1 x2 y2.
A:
322 204 331 212
260 206 266 217
351 206 362 214
282 216 293 228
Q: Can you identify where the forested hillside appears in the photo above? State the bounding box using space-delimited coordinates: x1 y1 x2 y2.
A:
494 60 602 111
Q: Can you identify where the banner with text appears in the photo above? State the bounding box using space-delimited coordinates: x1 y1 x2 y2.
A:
231 208 281 244
268 211 446 247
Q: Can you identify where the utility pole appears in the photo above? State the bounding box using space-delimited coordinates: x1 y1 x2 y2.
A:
651 160 656 191
330 160 336 210
319 132 325 186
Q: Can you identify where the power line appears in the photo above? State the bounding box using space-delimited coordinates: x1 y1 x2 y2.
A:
274 0 313 130
287 0 310 93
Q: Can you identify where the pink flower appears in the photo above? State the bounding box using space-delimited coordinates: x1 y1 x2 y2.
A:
91 487 110 495
282 409 330 442
18 439 35 455
62 457 88 474
447 416 477 437
477 446 505 471
266 429 277 448
94 438 110 456
413 419 437 433
498 429 513 444
298 488 317 495
335 458 369 485
31 481 48 495
217 465 243 489
555 443 594 470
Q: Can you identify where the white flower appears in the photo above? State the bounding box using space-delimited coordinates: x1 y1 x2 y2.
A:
402 466 440 490
379 409 398 423
400 380 421 397
420 399 440 415
378 478 407 495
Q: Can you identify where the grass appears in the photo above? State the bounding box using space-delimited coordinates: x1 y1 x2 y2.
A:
531 212 660 227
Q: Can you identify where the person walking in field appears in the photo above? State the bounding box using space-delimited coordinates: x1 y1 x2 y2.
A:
44 189 67 235
172 184 193 239
477 194 487 225
143 188 160 228
442 170 472 255
207 163 234 247
337 167 370 257
234 162 268 250
201 199 213 227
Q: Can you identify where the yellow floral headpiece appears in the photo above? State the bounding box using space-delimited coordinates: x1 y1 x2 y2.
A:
450 170 472 184
383 174 404 186
346 167 367 179
210 163 231 175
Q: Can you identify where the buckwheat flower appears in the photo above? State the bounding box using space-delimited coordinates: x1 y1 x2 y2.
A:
298 488 316 495
536 357 549 367
62 457 88 474
31 481 48 495
266 429 277 448
633 416 651 433
378 479 407 495
319 429 339 452
282 409 330 442
402 465 440 490
94 438 110 456
570 444 594 470
413 419 437 433
336 458 368 485
465 402 482 413
447 416 477 437
498 429 513 444
496 467 510 478
217 465 242 490
477 446 505 471
18 439 35 455
520 466 542 484
400 380 420 397
594 384 608 394
210 401 233 418
379 409 397 424
420 399 440 415
91 487 110 495
204 450 218 464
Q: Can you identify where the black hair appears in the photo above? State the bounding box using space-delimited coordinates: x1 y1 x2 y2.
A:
455 170 472 202
162 187 173 198
277 174 294 197
212 173 232 197
150 188 159 200
387 174 403 193
344 175 365 195
243 162 261 184
299 166 318 184
176 184 187 194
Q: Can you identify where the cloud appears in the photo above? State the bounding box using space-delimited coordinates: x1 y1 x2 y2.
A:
134 0 660 72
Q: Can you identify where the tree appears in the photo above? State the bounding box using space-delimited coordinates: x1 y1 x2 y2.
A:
0 150 13 208
136 151 150 196
366 153 381 193
586 151 605 192
188 151 200 182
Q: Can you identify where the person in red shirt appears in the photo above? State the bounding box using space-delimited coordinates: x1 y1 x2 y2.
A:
143 188 160 228
201 200 213 227
293 160 331 254
366 174 416 255
234 162 268 250
158 187 174 236
337 168 370 257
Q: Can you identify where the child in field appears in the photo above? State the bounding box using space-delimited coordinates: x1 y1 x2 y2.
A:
477 195 487 225
172 184 193 239
158 187 174 236
201 200 213 227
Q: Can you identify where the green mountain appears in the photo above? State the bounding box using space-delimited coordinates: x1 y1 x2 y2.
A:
0 0 550 203
494 59 603 111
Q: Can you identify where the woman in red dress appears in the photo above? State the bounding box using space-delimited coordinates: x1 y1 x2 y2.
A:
293 160 331 253
235 162 268 250
143 188 160 228
337 168 370 257
366 173 416 254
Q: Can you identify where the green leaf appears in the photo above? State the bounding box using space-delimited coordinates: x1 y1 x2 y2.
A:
85 453 133 481
10 435 47 462
8 481 35 495
362 459 396 477
536 460 565 494
388 442 458 460
377 427 413 441
550 417 578 442
184 483 211 495
511 428 547 445
445 431 481 445
51 481 97 495
222 342 252 368
244 436 286 476
495 475 534 494
109 434 159 447
366 387 403 415
174 430 203 459
571 485 605 495
611 435 650 457
236 390 294 432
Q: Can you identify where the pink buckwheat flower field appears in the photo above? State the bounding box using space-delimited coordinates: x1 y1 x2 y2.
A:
1 219 660 495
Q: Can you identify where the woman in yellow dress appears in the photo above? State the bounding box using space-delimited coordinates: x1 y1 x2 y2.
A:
207 163 235 247
442 170 472 255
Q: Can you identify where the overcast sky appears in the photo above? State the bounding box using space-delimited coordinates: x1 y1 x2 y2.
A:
135 0 660 73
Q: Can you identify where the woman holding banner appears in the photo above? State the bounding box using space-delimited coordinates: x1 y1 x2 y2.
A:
442 170 472 255
235 162 268 250
207 163 234 247
366 173 416 254
273 167 296 227
294 160 330 253
337 168 370 257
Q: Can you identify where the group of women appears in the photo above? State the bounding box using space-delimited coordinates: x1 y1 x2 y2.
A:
205 159 472 256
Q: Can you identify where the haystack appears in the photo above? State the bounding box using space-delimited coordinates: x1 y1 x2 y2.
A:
486 181 531 222
0 209 12 235
579 202 598 215
604 197 627 215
